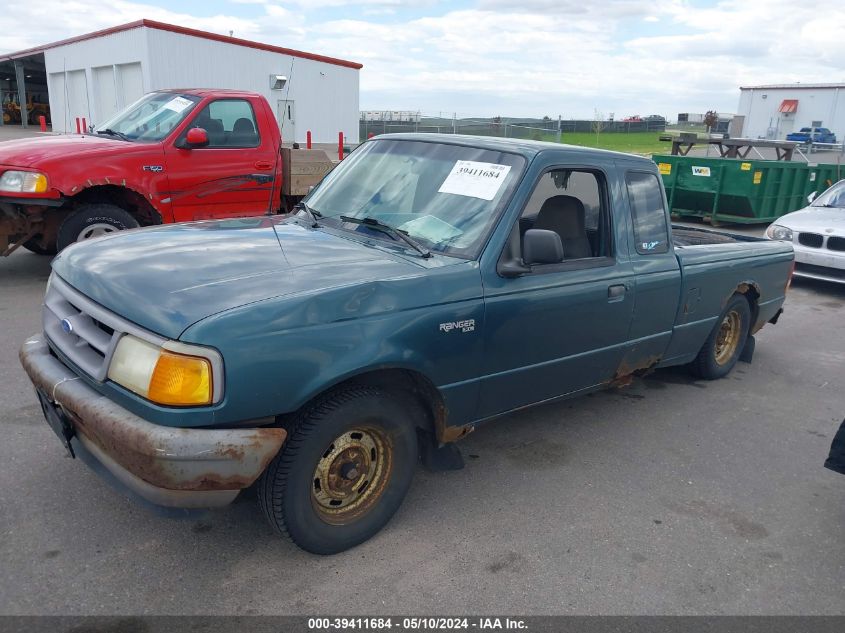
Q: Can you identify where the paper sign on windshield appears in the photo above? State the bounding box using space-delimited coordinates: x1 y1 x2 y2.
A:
163 96 193 113
438 161 512 201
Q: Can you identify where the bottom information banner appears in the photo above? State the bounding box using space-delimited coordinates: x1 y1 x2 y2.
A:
2 616 845 633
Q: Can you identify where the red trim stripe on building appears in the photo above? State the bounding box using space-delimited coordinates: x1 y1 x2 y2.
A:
0 19 363 70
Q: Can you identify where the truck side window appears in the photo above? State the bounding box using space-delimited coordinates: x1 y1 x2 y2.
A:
520 169 610 260
626 171 669 255
189 99 260 148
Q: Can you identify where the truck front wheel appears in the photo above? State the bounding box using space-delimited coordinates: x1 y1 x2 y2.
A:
690 294 751 380
57 203 139 251
258 386 418 554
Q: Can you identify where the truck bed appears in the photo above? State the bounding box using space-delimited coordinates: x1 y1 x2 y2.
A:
672 225 753 247
658 225 793 366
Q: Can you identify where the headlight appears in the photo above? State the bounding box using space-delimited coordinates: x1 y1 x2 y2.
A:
766 224 793 241
107 335 222 406
0 170 48 193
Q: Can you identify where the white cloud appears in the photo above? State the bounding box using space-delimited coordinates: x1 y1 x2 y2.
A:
2 0 844 119
0 0 286 54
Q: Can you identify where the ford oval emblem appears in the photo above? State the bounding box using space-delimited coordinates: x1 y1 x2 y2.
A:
60 318 74 334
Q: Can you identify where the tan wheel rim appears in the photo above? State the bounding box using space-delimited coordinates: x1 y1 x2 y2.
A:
714 309 742 366
311 426 392 525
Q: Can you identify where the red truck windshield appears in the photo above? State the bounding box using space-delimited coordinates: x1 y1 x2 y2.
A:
95 92 201 142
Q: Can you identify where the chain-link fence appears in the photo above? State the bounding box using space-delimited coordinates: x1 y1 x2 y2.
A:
359 113 666 141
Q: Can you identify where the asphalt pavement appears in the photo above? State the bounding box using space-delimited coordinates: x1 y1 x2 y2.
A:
1 249 843 615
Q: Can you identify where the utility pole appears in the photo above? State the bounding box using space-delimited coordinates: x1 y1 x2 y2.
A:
452 112 456 135
557 115 561 144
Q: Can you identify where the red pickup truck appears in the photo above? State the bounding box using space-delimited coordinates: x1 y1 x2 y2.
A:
0 89 334 255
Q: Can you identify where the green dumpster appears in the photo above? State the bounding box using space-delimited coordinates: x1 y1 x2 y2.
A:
807 163 844 197
654 155 813 225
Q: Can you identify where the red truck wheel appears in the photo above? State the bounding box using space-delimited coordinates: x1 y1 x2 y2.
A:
57 204 139 251
258 386 418 554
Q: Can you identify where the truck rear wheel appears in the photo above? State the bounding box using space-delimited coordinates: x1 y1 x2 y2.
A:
690 294 751 380
258 386 418 554
57 203 139 251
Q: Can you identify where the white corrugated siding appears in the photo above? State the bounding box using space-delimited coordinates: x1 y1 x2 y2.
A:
44 26 149 133
42 25 359 142
146 28 358 144
737 87 844 140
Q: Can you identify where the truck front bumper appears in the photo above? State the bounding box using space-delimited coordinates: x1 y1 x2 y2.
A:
19 335 286 509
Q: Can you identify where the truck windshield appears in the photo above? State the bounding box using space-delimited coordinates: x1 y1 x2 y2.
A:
94 92 201 142
305 139 525 258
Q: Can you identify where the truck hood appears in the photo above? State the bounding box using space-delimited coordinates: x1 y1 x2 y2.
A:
0 134 137 168
776 206 845 234
51 217 425 339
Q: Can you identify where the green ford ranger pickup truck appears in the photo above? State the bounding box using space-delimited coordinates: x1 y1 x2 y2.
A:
20 134 794 554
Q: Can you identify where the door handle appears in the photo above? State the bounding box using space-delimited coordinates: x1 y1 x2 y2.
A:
608 284 626 301
254 160 274 170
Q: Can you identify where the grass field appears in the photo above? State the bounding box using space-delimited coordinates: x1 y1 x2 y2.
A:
540 131 669 156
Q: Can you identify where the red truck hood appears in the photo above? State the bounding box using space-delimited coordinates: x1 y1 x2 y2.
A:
0 134 140 168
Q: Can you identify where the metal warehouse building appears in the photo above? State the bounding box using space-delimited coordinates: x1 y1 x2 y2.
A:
736 83 845 141
0 19 362 143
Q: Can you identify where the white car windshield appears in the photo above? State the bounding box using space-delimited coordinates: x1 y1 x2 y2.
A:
95 92 201 142
305 139 526 258
812 181 845 209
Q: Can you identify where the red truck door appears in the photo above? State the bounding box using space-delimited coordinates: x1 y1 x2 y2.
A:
164 97 277 222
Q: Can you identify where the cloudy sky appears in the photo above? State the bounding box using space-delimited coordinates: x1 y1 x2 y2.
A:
2 0 843 119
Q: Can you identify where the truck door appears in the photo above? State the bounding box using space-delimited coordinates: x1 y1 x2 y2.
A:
164 97 276 222
478 165 635 419
620 168 681 366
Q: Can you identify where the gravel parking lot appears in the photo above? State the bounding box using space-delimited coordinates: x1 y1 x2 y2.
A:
1 248 843 615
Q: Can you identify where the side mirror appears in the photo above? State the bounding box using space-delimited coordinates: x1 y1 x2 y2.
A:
179 127 209 149
523 229 564 265
807 191 818 204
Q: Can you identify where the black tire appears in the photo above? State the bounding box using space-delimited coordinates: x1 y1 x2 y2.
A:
22 237 57 255
57 203 139 251
690 294 752 380
258 386 418 554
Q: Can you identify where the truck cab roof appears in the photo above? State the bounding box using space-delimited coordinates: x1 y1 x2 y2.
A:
155 88 263 99
373 132 656 166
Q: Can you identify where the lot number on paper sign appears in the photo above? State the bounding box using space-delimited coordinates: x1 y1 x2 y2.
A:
164 96 193 113
439 161 512 200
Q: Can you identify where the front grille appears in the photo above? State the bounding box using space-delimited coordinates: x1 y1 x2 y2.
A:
42 276 160 381
828 236 845 252
798 232 824 248
794 262 845 279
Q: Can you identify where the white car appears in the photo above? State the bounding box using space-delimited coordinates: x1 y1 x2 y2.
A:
766 179 845 284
